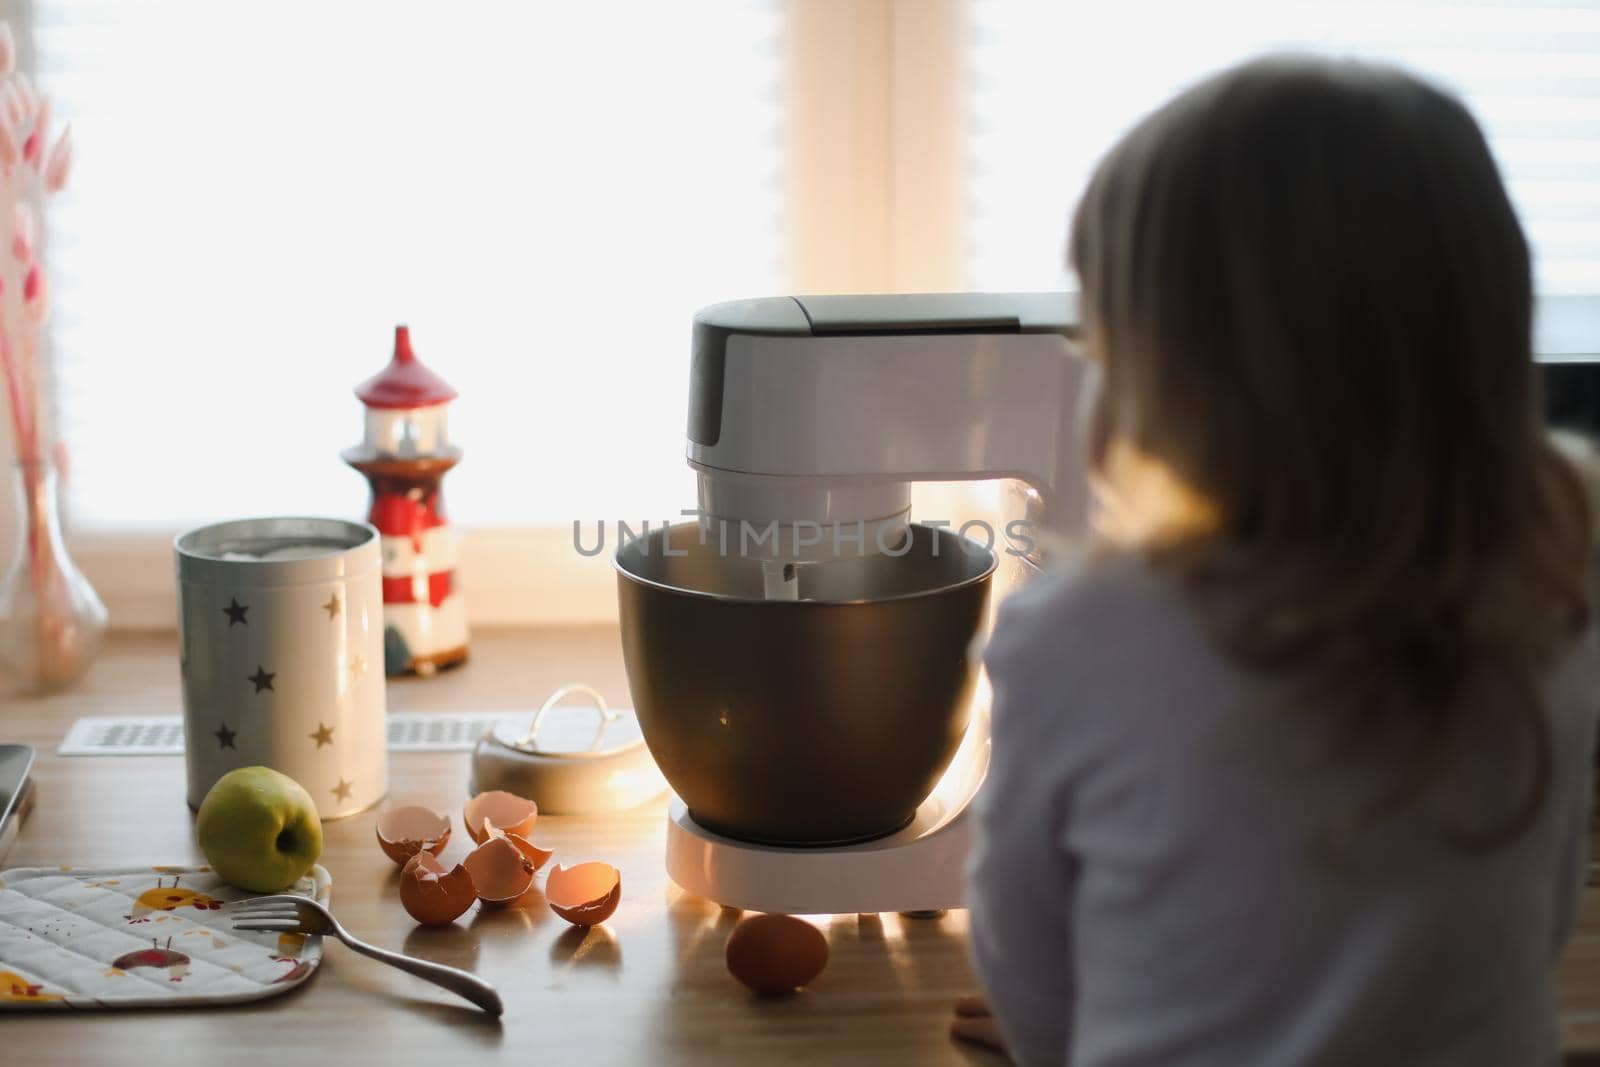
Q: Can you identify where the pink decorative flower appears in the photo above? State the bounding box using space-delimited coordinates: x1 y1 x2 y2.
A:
24 267 47 324
0 116 17 170
12 202 32 250
0 19 72 466
23 97 48 166
0 82 19 129
43 126 70 193
12 72 35 117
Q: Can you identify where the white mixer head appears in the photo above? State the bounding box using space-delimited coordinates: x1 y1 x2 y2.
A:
685 293 1097 574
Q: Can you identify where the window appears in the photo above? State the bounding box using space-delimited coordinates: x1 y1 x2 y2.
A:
969 0 1600 293
35 1 784 531
14 1 1599 625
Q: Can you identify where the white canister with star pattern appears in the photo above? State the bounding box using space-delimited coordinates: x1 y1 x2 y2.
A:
175 517 387 819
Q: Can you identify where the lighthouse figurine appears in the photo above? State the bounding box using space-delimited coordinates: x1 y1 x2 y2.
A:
342 326 469 676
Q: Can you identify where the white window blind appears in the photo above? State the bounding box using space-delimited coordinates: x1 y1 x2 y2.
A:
32 1 1597 537
33 0 784 530
970 0 1600 295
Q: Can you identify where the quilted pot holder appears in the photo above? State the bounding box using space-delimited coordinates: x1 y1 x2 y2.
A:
0 863 331 1010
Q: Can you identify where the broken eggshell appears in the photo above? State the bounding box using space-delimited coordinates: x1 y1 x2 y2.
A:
485 823 554 873
546 862 621 927
463 790 538 845
462 834 537 904
399 852 477 926
375 805 452 866
725 913 829 995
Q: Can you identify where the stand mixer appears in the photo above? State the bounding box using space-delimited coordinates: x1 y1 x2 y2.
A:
615 292 1095 914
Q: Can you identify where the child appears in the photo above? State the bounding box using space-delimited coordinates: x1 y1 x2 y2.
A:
960 56 1598 1066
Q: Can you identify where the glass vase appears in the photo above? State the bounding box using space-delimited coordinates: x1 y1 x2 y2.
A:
0 459 107 691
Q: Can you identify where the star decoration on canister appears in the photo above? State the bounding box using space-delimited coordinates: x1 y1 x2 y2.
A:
213 723 236 750
309 723 335 749
341 325 469 678
331 779 354 802
222 598 249 626
322 593 340 620
248 666 275 693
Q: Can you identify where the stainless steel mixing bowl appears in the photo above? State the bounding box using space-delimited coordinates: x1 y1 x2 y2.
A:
615 522 994 845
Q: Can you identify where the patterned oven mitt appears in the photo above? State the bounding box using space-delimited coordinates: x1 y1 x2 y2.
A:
0 864 330 1009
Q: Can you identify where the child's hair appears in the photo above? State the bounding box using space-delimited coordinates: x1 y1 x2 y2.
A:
1070 56 1593 846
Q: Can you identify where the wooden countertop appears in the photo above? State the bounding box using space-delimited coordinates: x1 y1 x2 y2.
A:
1 629 1000 1066
2 629 1598 1064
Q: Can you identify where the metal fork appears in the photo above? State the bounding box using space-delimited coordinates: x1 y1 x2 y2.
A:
231 895 503 1016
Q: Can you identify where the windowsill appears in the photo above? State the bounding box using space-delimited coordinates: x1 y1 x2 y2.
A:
72 525 620 631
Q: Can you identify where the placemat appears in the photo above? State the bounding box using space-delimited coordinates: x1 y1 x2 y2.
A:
0 863 330 1010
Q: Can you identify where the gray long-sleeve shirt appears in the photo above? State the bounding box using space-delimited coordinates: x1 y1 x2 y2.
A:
968 554 1598 1066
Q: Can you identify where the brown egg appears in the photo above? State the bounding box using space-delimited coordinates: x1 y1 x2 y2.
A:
463 790 538 845
725 913 828 995
398 852 476 926
375 805 452 866
462 834 537 904
545 862 621 927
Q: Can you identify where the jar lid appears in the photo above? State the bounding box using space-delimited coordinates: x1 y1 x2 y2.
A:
174 517 380 587
469 685 666 814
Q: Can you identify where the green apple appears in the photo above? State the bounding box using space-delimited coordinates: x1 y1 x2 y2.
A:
196 766 323 893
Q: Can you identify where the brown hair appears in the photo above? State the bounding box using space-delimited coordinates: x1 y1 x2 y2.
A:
1070 56 1593 845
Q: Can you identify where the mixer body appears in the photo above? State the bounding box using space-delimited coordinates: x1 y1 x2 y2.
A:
617 292 1093 910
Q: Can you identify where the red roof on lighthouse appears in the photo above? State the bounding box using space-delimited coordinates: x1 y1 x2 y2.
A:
355 326 458 409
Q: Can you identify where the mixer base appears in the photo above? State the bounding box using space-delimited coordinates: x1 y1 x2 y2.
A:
665 797 974 914
684 808 918 849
